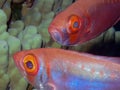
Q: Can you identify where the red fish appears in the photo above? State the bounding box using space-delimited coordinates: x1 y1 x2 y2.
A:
48 0 120 46
13 48 120 90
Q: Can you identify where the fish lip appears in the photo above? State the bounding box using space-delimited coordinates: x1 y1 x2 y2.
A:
50 31 77 46
62 40 76 46
52 31 71 46
62 39 79 46
50 31 71 46
49 28 63 44
62 39 70 46
49 25 75 46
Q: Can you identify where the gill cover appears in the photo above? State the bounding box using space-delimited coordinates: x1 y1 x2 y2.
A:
23 54 39 75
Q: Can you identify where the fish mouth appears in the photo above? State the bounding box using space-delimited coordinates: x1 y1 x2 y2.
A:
50 31 71 46
63 40 79 46
48 26 61 43
48 26 77 46
48 25 66 45
50 31 62 43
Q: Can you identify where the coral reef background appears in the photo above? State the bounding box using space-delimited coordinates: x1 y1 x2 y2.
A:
0 0 120 90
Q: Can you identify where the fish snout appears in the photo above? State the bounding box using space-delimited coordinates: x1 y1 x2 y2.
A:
13 52 25 71
48 26 73 46
13 52 20 65
51 31 62 43
13 52 31 78
13 51 24 62
48 26 63 44
50 31 72 46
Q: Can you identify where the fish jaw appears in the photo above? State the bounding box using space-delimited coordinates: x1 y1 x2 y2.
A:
48 26 63 44
48 24 82 46
48 25 72 46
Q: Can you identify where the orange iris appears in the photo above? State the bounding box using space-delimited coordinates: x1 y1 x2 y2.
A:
68 15 81 34
23 54 38 75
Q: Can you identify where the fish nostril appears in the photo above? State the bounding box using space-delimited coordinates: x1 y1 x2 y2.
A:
51 31 62 42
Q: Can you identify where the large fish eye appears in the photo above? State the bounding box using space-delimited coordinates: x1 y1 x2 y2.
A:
23 54 39 75
67 15 81 34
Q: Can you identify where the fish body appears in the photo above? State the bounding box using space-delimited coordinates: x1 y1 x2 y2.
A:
48 0 120 46
13 48 120 90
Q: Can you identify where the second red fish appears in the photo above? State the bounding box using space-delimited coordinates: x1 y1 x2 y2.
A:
48 0 120 46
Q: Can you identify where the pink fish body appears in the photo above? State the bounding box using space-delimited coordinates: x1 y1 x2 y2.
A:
48 0 120 46
13 48 120 90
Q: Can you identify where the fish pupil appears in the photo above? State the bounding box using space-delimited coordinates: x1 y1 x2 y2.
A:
26 61 33 69
73 21 79 28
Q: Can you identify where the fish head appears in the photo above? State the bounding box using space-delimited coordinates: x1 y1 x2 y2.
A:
48 8 90 46
13 49 49 89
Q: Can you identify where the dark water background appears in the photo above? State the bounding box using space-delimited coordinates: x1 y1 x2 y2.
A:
88 21 120 57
